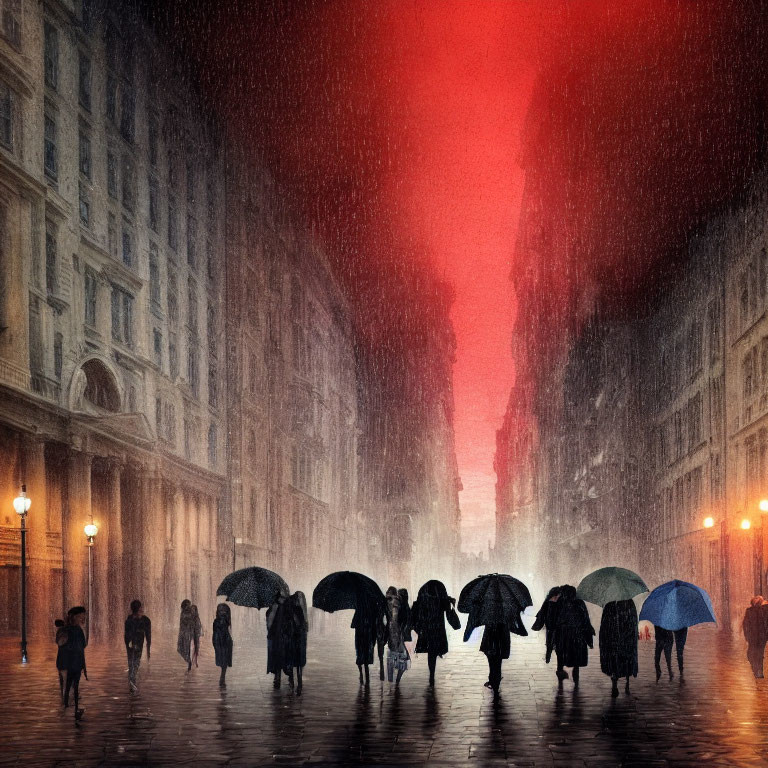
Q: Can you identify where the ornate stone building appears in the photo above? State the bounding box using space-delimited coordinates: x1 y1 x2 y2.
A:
0 0 229 637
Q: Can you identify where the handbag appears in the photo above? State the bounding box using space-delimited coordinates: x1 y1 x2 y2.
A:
446 607 461 630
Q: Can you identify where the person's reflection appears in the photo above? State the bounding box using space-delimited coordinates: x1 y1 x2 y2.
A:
422 685 440 736
348 683 372 762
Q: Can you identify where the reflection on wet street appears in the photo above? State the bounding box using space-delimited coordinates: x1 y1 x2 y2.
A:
2 621 767 766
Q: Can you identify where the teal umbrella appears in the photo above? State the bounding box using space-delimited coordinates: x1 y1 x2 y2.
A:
576 567 648 607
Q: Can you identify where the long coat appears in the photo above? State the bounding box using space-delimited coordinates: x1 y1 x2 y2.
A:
212 617 233 668
412 594 460 657
599 599 638 679
532 588 561 663
480 623 511 660
352 607 378 666
283 599 308 670
554 587 594 668
743 604 767 646
266 600 289 675
177 607 202 663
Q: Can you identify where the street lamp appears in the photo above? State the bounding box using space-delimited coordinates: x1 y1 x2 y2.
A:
742 518 752 530
84 522 98 641
760 499 768 513
703 516 715 528
13 485 31 664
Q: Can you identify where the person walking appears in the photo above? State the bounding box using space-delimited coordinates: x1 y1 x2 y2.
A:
654 625 688 681
351 597 380 686
599 599 638 696
411 581 461 687
58 606 88 720
481 622 510 697
266 592 289 688
177 600 202 672
283 591 309 695
125 599 151 693
532 586 562 668
743 596 767 678
552 584 594 687
383 586 410 685
54 618 67 702
212 603 233 687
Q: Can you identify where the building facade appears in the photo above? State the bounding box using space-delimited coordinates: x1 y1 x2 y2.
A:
0 0 229 637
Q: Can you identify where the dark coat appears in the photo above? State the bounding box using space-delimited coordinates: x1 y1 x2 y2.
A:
599 600 638 679
532 588 561 663
351 607 377 665
743 604 767 646
55 625 68 671
480 623 511 660
212 617 233 668
283 600 308 670
125 615 151 656
266 600 289 674
412 594 460 657
61 625 87 672
554 586 594 668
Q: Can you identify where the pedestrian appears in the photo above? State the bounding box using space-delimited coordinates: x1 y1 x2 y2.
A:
177 599 202 672
654 625 688 681
212 602 233 688
411 580 461 687
57 606 88 720
384 586 410 685
266 591 289 688
54 618 67 701
283 591 308 695
481 622 510 697
743 596 767 678
398 588 413 645
532 586 562 666
552 584 594 687
351 597 379 686
599 599 638 696
124 599 151 693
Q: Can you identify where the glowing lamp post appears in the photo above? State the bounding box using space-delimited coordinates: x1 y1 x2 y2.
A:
741 518 752 530
13 485 31 664
703 516 715 529
84 522 98 641
761 499 768 513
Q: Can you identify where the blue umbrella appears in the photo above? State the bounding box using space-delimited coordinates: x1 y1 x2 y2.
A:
638 579 716 630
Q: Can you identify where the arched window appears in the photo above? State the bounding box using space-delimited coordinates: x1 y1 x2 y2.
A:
82 359 120 411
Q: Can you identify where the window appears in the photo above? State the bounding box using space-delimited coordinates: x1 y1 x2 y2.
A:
121 154 134 211
208 424 217 466
78 131 92 179
105 23 119 71
148 112 159 167
168 198 177 250
120 86 134 143
206 240 214 280
207 173 216 229
149 244 161 308
186 157 195 203
106 74 117 122
673 410 683 460
107 212 117 259
44 111 58 180
187 216 196 268
111 286 134 346
121 228 132 267
153 328 162 368
688 322 702 377
184 418 193 460
84 268 97 326
54 332 63 379
44 22 58 90
169 332 178 378
688 392 702 449
78 52 91 110
207 303 216 357
249 354 257 395
45 225 57 294
708 300 720 363
148 177 159 231
167 269 178 322
0 82 12 149
78 183 90 226
741 273 750 329
107 151 118 198
2 0 21 47
164 402 176 444
187 341 199 396
155 396 162 431
168 146 177 186
208 361 218 408
744 351 754 400
187 279 198 334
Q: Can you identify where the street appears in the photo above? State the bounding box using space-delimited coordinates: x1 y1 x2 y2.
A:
1 620 767 767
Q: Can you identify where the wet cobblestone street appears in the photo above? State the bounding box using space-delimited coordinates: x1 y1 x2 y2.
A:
2 620 768 767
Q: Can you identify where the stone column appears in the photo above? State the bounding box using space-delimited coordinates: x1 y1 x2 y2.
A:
137 465 162 619
24 439 50 638
63 451 91 612
100 460 123 640
174 488 189 606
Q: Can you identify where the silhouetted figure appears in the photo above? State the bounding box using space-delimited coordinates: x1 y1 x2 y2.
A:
384 586 410 684
283 591 308 695
58 606 87 720
481 623 510 697
375 609 387 681
411 580 461 686
266 593 289 688
124 599 151 693
532 586 562 666
398 588 412 642
553 584 594 687
54 618 66 701
212 603 233 687
599 599 638 696
177 600 202 671
743 596 767 678
352 599 380 686
654 625 688 681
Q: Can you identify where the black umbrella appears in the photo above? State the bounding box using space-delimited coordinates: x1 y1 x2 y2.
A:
312 571 386 613
458 573 532 641
216 567 289 609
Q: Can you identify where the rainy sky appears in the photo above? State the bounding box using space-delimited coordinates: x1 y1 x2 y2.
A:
155 0 768 552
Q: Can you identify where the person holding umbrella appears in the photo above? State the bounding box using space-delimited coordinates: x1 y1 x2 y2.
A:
552 584 594 687
411 580 461 687
531 586 562 669
283 591 309 695
212 602 233 688
266 591 290 688
638 579 717 682
58 606 88 721
384 587 410 685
